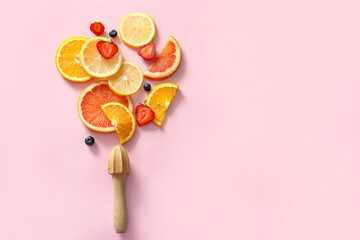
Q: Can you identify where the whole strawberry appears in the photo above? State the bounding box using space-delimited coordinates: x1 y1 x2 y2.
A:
135 104 155 126
90 21 105 36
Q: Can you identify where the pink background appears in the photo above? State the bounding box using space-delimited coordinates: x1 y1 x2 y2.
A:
1 0 360 239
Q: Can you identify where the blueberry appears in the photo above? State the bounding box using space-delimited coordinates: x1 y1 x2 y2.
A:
109 30 117 38
144 83 151 91
85 136 95 146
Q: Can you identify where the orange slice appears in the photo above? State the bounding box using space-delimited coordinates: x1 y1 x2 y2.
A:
55 37 92 82
146 83 179 126
144 36 181 80
77 81 133 132
101 102 136 144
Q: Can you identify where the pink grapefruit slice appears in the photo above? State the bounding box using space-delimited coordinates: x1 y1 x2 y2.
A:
143 36 181 80
77 81 133 132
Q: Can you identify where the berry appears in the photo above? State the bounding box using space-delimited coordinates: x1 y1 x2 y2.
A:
90 22 105 36
143 83 151 91
85 136 95 146
96 41 118 59
135 104 155 126
137 43 156 60
109 30 117 37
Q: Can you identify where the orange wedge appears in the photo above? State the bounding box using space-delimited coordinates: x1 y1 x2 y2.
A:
146 83 179 126
102 102 136 144
144 36 181 80
55 37 92 82
77 81 133 132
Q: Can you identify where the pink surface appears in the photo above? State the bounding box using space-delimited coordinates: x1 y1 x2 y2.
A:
1 0 360 239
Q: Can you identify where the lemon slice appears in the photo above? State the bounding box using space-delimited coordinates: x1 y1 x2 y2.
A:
80 37 122 78
101 102 136 144
119 12 156 48
108 61 143 96
146 83 179 126
55 36 92 82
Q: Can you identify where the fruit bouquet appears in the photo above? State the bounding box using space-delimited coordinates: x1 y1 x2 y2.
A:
56 13 181 143
55 13 181 233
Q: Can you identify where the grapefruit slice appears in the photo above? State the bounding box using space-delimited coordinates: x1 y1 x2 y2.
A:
146 83 179 126
55 36 92 82
77 81 133 132
101 102 136 144
144 36 181 80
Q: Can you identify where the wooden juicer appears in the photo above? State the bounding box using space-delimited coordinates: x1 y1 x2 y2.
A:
108 145 130 233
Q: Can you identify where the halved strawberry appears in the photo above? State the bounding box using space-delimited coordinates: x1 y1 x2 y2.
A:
96 41 118 59
137 43 156 60
135 104 155 126
90 21 105 36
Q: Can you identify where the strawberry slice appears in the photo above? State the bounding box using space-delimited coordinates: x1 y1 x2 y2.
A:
135 104 155 126
90 21 105 36
137 43 156 60
96 41 118 59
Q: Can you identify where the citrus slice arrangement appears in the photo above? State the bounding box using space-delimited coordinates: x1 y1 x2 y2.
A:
55 12 182 145
55 13 184 233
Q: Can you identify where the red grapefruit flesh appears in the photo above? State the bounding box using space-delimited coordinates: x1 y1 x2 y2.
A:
143 36 181 80
77 81 133 132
